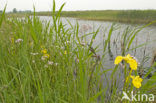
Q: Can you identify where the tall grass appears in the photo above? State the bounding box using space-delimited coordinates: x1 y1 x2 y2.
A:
0 1 156 102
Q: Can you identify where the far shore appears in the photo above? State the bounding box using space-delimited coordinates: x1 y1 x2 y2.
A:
5 10 156 24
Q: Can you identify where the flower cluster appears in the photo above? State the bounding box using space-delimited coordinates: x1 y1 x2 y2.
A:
114 54 143 88
114 54 137 70
40 48 58 68
41 49 50 60
130 75 143 88
15 39 23 43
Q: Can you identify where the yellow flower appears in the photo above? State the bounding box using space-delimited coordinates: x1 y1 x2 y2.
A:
130 75 143 88
41 49 47 54
43 53 50 59
64 50 67 55
114 56 123 64
114 54 138 70
127 59 137 70
123 54 132 61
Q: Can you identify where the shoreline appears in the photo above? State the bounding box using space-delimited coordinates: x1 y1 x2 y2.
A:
5 10 156 25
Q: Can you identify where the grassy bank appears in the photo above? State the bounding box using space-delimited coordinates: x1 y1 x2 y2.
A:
35 10 156 24
5 13 30 18
0 1 156 103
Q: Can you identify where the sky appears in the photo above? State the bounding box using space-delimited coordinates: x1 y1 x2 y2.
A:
1 0 156 12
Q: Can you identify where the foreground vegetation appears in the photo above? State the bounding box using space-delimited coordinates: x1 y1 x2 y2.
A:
0 1 156 103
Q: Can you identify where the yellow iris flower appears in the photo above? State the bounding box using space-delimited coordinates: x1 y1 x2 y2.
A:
130 75 143 88
41 49 47 54
114 54 138 70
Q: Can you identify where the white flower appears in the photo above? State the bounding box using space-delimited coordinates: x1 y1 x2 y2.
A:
30 52 39 56
48 61 54 65
41 56 46 61
32 60 35 63
15 39 23 43
55 63 58 66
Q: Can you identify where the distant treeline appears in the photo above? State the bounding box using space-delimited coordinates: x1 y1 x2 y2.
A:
0 8 32 13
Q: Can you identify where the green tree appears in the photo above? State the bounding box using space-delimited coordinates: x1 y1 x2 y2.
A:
13 8 17 13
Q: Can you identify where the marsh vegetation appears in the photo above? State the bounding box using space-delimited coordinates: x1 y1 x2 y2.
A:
0 1 156 103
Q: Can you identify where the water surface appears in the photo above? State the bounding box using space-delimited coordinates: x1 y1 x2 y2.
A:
39 16 156 68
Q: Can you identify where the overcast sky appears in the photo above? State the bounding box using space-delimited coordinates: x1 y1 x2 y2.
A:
1 0 156 12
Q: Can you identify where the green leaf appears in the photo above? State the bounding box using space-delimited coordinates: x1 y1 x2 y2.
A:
0 5 6 28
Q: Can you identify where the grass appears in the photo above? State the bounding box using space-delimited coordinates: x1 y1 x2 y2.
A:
0 1 156 102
